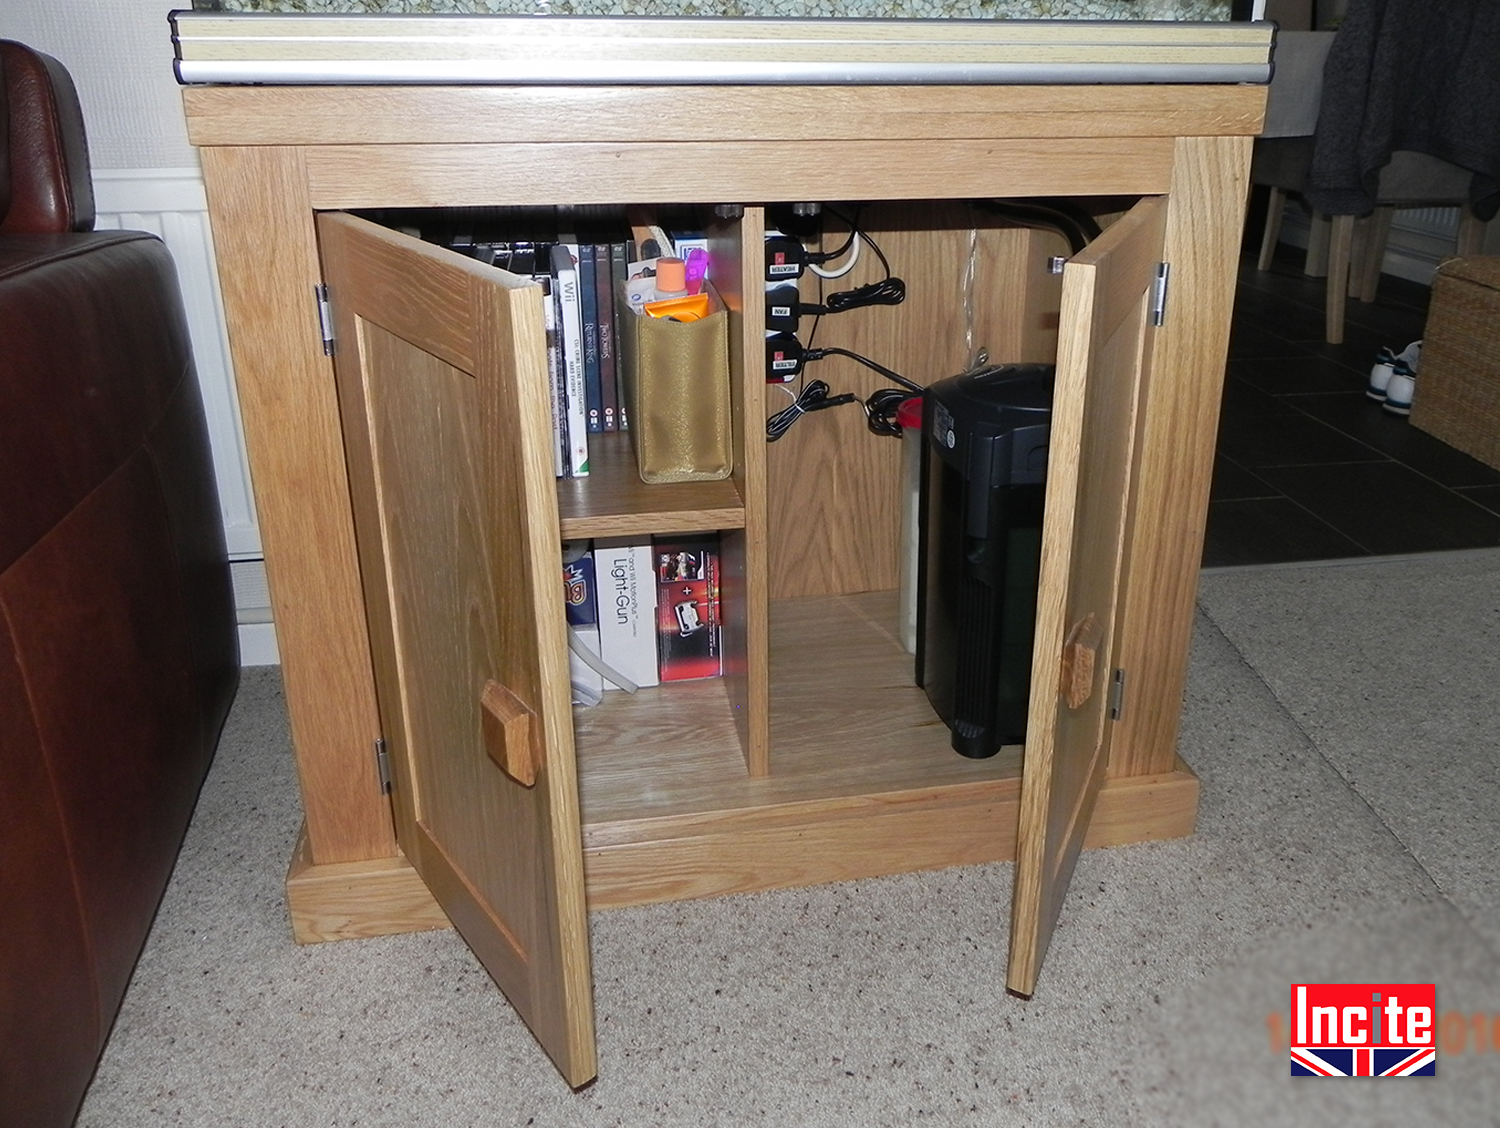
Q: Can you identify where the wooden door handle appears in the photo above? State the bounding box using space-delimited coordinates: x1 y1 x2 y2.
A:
1059 613 1103 711
481 679 540 787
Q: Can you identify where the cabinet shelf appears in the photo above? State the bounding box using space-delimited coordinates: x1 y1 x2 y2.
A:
572 586 1199 916
576 590 1016 823
573 581 1199 914
573 590 1033 909
557 428 745 539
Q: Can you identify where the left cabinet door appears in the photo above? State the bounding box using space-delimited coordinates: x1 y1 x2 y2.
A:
317 213 597 1086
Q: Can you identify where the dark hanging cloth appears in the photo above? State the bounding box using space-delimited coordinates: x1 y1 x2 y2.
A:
1307 0 1500 221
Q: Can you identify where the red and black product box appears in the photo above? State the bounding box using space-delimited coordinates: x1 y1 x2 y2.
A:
654 533 722 681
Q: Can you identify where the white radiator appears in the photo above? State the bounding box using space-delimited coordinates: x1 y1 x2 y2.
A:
1280 205 1466 285
93 168 278 665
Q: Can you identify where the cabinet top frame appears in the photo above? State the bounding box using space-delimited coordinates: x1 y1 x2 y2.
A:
171 13 1274 87
181 81 1266 208
182 82 1268 150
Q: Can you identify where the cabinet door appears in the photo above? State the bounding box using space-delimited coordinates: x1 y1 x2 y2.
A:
317 213 596 1085
1008 196 1168 997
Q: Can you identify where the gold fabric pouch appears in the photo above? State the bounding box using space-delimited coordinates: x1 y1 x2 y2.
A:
616 283 733 484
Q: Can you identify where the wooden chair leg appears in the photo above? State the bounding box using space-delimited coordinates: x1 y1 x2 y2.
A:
1348 213 1371 296
1258 186 1286 271
1355 206 1395 302
1305 213 1330 277
1457 204 1486 257
1326 213 1355 344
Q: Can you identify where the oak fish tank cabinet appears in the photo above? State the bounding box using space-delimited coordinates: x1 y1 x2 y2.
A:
172 12 1273 1086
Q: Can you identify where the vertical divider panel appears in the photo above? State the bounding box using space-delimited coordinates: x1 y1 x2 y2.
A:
712 207 770 777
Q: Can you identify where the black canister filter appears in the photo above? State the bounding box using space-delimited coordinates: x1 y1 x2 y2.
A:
915 364 1054 758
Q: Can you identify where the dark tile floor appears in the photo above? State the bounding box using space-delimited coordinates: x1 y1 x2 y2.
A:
1201 245 1500 568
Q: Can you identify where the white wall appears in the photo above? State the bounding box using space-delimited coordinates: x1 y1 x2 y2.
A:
1 2 196 170
3 2 277 664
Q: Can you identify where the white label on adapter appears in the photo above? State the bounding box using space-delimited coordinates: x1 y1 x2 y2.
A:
771 305 792 318
767 263 800 276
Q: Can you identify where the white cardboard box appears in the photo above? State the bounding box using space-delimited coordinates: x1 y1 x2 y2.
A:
593 539 659 690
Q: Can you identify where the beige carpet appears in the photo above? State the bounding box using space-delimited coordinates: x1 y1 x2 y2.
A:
77 549 1500 1126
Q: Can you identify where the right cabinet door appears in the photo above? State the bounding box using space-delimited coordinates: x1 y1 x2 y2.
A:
1008 195 1169 997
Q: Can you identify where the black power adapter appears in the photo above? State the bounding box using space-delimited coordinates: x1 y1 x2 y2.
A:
765 284 802 334
764 235 806 281
765 332 806 381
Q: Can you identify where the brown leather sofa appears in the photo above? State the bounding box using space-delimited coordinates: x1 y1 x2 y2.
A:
0 41 239 1128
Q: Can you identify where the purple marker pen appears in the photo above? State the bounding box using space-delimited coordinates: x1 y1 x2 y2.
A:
683 248 709 296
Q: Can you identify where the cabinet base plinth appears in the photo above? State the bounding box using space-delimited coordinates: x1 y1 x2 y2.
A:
285 824 450 944
583 758 1198 909
283 762 1197 940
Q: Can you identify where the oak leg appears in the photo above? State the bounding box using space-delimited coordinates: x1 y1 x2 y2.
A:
1108 134 1252 778
199 145 397 868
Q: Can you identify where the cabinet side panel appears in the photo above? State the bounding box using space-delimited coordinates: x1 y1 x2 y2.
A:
198 144 394 864
1107 135 1252 778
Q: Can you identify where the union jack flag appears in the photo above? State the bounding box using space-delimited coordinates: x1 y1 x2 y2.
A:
1291 1047 1436 1076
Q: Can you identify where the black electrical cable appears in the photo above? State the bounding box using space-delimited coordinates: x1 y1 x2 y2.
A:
967 198 1102 255
864 387 920 438
804 221 858 265
770 207 913 441
804 346 921 393
765 380 858 442
803 205 905 346
801 276 907 315
825 205 894 277
766 348 921 441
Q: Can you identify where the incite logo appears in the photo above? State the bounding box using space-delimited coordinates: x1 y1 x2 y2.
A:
1291 984 1436 1077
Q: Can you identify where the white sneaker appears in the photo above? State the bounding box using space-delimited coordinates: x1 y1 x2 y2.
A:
1383 365 1416 416
1368 340 1421 401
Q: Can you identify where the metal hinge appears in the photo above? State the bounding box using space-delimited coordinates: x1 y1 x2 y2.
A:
314 283 335 356
1047 255 1067 275
1108 669 1127 721
374 736 392 795
1150 262 1171 327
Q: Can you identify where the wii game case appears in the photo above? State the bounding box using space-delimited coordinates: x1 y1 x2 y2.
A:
535 276 567 479
550 242 590 477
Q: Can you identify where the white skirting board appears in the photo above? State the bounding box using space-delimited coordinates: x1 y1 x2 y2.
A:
238 623 281 668
230 559 277 667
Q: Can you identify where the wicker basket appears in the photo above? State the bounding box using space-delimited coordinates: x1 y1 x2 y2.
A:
1410 255 1500 471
